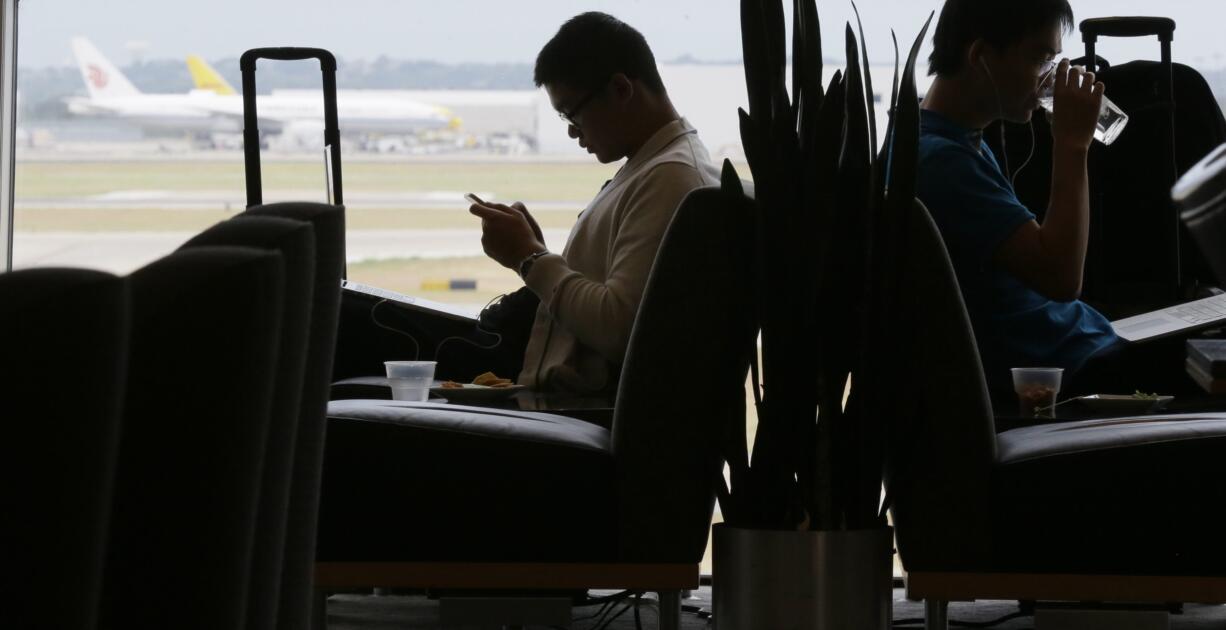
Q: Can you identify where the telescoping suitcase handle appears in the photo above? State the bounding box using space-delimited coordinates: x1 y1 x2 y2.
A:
1081 17 1176 73
239 47 343 207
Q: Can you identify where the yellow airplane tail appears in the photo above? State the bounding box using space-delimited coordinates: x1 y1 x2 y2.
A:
187 55 236 95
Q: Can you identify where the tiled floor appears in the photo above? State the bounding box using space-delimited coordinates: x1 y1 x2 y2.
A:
324 586 1226 629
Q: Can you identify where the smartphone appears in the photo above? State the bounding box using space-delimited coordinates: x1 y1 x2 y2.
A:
464 192 487 205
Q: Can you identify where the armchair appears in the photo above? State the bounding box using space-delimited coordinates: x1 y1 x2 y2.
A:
886 200 1226 630
313 183 757 629
98 246 290 630
0 268 129 630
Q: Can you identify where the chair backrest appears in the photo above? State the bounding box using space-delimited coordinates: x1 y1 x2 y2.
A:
1176 143 1226 285
610 185 758 562
0 268 129 630
240 201 345 630
99 246 285 630
180 215 316 630
885 199 999 571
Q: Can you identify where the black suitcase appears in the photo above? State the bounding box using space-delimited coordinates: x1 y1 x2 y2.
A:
239 47 344 208
987 17 1226 317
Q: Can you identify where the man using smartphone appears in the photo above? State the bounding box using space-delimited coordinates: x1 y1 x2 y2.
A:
335 12 720 394
467 11 720 394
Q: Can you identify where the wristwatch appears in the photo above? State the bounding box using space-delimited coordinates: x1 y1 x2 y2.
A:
517 249 549 279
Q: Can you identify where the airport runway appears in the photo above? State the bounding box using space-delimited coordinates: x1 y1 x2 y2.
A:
11 228 571 274
18 190 581 211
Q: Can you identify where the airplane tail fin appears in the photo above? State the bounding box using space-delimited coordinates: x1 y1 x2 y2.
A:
187 55 236 95
70 37 140 99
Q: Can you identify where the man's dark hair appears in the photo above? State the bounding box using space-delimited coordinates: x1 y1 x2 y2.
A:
928 0 1075 77
534 12 666 95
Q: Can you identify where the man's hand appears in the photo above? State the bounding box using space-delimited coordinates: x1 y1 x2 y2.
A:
1049 59 1104 152
469 200 547 270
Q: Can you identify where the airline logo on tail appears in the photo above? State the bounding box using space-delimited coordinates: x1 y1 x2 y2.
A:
87 65 108 89
70 37 140 99
186 55 236 95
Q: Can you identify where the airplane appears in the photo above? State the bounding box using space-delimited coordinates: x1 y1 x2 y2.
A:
182 54 464 137
65 37 231 134
66 37 461 142
187 54 236 95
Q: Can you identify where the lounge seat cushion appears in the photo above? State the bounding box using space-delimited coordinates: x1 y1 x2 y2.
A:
990 414 1226 574
317 400 617 562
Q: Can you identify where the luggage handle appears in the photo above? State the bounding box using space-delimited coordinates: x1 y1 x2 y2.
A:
1080 17 1182 299
240 47 338 69
1080 17 1175 95
240 47 343 207
1080 17 1175 43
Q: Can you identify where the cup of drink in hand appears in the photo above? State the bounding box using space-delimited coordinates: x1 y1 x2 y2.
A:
1012 367 1064 418
1037 66 1129 145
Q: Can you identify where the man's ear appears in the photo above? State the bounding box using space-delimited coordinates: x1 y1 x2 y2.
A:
966 38 988 75
609 73 635 106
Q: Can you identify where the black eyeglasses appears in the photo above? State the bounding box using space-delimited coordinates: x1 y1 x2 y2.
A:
557 83 606 127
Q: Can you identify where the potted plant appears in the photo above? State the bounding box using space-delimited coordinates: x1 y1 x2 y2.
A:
711 1 932 628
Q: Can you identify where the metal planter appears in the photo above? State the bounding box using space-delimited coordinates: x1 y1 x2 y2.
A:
712 524 893 630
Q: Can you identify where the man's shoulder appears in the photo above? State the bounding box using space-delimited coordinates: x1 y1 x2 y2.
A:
633 139 720 187
918 131 977 162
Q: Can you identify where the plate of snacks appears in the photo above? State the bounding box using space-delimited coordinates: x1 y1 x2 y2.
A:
1074 391 1174 413
430 371 525 400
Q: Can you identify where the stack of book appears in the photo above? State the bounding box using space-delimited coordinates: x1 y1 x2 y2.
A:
1186 339 1226 394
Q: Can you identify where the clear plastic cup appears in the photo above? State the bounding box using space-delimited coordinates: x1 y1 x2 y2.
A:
384 360 437 402
1037 72 1129 146
1012 367 1064 418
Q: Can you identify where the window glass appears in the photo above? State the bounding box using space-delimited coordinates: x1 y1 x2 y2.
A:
12 0 1226 580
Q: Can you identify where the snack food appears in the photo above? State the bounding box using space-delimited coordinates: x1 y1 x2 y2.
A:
472 371 514 387
439 380 464 389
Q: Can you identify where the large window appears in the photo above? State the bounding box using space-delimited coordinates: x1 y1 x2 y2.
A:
11 0 1226 578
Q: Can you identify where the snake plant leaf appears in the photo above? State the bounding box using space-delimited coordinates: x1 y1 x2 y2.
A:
795 0 823 150
741 0 771 123
887 11 934 213
792 0 803 116
851 0 877 163
762 0 789 121
881 29 901 165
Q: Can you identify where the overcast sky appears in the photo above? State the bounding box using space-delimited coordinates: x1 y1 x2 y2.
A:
17 0 1226 71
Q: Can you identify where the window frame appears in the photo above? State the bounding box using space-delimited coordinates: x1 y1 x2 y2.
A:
0 0 17 272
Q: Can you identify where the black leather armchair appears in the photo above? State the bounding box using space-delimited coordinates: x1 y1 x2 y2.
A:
180 215 318 630
885 201 1226 630
98 246 290 630
313 184 757 629
0 268 129 630
240 202 346 630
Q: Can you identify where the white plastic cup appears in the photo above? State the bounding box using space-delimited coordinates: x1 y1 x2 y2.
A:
1011 367 1064 418
1037 72 1129 146
384 360 437 402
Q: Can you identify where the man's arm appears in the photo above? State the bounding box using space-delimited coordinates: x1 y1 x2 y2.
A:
994 60 1104 302
525 163 705 363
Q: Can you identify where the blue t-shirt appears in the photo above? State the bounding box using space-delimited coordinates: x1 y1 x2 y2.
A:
916 109 1119 390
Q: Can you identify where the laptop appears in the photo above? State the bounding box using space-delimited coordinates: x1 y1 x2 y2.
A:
341 279 478 324
1111 292 1226 342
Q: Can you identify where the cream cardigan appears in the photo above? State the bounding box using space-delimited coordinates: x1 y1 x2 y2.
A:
518 118 721 393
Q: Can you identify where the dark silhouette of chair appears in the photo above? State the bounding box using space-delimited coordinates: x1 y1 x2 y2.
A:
885 200 1226 629
0 268 129 630
1176 142 1226 283
313 184 756 629
240 202 346 630
98 246 287 630
179 215 317 630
